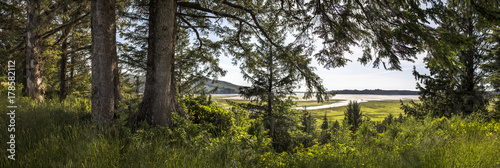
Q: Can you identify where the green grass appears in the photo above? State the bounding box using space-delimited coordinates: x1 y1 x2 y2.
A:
305 100 415 122
211 95 341 110
2 97 499 167
294 100 342 107
212 95 412 122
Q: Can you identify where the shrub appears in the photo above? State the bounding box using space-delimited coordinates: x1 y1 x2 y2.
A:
182 96 233 136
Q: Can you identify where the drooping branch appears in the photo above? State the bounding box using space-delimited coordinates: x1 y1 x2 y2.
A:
177 2 255 28
179 16 203 50
41 12 90 39
177 12 218 19
220 0 282 50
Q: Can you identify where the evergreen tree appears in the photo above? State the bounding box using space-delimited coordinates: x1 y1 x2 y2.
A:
385 113 394 126
301 111 316 135
402 1 494 118
300 110 316 147
0 0 28 91
91 0 121 126
332 120 341 133
345 101 363 132
319 113 331 144
321 113 329 130
484 27 500 119
397 113 405 123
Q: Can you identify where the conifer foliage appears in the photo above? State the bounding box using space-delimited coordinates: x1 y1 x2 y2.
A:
345 101 363 132
402 1 496 118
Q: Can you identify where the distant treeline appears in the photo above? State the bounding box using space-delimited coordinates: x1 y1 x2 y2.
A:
203 79 422 95
328 89 419 95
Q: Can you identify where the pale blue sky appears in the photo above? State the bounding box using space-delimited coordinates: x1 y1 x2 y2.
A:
218 43 429 91
118 22 430 92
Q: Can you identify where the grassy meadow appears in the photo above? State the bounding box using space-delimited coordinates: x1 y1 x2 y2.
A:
210 95 342 109
212 94 410 121
308 100 414 122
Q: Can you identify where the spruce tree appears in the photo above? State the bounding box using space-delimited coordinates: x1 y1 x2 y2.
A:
344 101 362 132
484 27 500 119
402 1 494 118
332 120 341 133
321 113 329 130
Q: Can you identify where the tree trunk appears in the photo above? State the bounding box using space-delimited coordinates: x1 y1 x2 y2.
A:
137 0 185 126
91 0 120 126
59 7 71 102
59 34 68 102
268 45 274 137
462 18 476 116
26 0 44 101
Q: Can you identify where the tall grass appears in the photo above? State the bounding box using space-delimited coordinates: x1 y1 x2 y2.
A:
1 97 499 167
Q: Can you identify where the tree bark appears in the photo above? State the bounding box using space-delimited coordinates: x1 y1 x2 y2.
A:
59 7 71 102
91 0 120 126
268 45 274 137
26 0 44 101
137 0 186 126
59 33 68 102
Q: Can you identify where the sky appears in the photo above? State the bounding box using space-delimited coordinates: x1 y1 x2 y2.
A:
218 44 429 92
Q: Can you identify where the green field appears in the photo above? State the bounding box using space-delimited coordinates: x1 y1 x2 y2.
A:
210 95 342 110
308 100 414 122
212 95 412 122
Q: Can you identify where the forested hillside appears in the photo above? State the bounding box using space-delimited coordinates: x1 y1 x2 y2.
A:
204 78 241 94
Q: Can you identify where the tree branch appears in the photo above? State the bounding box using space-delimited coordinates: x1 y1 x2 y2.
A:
179 16 203 50
220 0 281 49
177 12 218 19
177 2 256 29
41 12 90 39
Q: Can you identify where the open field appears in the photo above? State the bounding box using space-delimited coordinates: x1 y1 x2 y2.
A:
211 94 342 109
212 94 417 121
309 100 414 122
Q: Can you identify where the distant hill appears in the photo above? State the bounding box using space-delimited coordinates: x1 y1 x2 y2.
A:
124 75 242 94
204 78 241 94
328 89 419 95
130 75 418 95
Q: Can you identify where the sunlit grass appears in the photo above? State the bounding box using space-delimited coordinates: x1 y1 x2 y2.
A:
294 100 342 107
211 95 342 109
213 95 415 122
306 100 416 122
2 96 499 167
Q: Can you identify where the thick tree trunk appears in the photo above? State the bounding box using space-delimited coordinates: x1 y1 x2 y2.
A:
137 0 185 126
59 10 70 102
26 0 44 101
91 0 120 126
59 35 68 102
462 19 477 116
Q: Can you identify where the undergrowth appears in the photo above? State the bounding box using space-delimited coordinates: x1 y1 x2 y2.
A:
1 96 499 167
